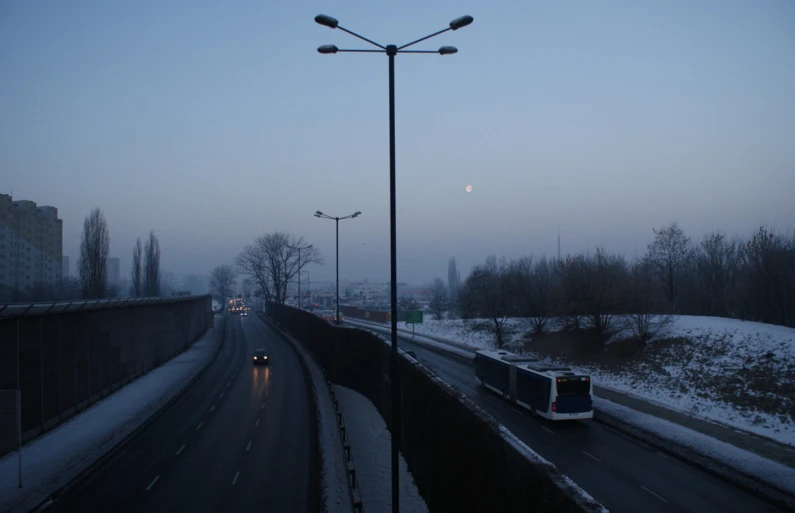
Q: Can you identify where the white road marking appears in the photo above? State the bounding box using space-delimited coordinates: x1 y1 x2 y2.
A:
641 485 669 503
210 405 215 412
542 426 555 435
261 403 265 409
582 451 601 462
227 382 231 388
220 392 224 398
658 452 670 460
146 476 160 491
255 419 260 427
196 421 203 430
232 471 240 486
176 444 186 456
246 440 252 452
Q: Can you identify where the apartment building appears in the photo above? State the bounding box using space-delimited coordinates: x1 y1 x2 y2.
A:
0 194 63 293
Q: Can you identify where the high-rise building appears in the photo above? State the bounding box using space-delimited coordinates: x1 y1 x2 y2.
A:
62 255 70 277
0 194 63 293
107 257 120 285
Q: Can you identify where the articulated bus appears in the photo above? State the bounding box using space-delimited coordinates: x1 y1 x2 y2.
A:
474 349 593 420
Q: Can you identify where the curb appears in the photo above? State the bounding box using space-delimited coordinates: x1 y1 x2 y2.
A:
29 316 228 513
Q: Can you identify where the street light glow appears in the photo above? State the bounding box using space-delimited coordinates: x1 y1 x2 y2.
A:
449 15 474 31
318 44 339 54
315 14 339 29
438 46 458 55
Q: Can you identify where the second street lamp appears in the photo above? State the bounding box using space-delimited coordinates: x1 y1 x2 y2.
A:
286 243 313 309
315 13 473 513
315 210 361 325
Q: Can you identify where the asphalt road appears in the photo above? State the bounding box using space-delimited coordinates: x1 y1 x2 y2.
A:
47 314 318 513
394 333 782 513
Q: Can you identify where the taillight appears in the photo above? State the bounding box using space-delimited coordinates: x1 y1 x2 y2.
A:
551 402 557 412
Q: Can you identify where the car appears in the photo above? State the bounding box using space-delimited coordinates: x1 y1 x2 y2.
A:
241 311 248 316
252 349 269 365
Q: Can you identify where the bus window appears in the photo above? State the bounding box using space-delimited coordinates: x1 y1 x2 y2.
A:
556 378 590 396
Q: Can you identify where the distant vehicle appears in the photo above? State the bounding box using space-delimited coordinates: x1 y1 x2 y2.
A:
474 350 593 420
252 349 269 365
241 311 248 316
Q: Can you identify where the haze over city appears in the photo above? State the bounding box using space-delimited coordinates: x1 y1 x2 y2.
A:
2 0 793 285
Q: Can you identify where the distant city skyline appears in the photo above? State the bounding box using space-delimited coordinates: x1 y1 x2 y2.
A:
2 1 793 285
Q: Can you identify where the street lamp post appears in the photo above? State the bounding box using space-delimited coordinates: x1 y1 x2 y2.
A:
287 243 313 309
315 210 361 325
315 14 473 513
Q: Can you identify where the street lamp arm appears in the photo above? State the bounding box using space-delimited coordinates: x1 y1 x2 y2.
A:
336 49 387 53
337 25 387 50
398 50 445 54
397 27 451 51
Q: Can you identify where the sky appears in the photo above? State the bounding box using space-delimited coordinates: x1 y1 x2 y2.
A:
2 0 794 285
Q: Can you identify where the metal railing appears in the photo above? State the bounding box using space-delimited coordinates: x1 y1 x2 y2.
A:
0 295 209 320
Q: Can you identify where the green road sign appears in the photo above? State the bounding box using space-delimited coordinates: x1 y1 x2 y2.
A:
406 310 423 324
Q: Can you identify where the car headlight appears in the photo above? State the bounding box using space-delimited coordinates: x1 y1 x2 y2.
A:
253 356 258 360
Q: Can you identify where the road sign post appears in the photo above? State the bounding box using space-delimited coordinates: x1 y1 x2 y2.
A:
406 310 423 338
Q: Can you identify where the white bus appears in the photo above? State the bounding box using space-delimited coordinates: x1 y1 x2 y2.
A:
474 349 593 420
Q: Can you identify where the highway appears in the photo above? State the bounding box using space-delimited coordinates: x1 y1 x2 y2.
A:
47 314 318 513
386 329 781 513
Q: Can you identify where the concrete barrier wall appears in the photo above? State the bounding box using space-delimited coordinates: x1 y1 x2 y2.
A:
0 296 212 455
268 303 605 513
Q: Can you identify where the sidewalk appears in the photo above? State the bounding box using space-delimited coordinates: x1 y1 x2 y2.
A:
345 317 795 471
0 318 222 513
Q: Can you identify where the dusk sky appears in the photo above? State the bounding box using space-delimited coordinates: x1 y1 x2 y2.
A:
2 1 793 285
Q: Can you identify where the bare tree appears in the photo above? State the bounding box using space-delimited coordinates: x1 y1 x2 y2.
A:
647 223 691 310
692 232 740 317
510 256 557 334
236 232 322 305
210 265 237 303
131 238 143 297
460 256 514 347
143 231 161 297
739 227 795 327
78 208 109 299
447 257 461 316
398 295 421 321
626 260 672 342
427 278 449 320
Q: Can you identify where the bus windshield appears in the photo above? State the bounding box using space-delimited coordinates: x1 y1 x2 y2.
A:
556 378 590 396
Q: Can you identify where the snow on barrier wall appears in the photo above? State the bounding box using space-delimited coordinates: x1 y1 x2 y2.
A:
0 295 212 456
268 302 606 513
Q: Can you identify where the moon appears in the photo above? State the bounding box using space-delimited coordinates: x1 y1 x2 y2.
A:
465 185 472 192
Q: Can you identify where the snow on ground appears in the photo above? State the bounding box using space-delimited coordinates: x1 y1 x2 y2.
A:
333 385 428 513
353 315 795 447
280 327 352 513
595 396 795 497
570 316 795 447
0 322 219 513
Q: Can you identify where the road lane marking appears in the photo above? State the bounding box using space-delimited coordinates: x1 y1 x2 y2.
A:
658 452 670 460
641 486 669 503
227 382 231 388
542 426 555 435
196 421 203 430
261 403 265 409
255 419 260 427
220 392 224 398
232 471 240 486
146 476 160 491
210 405 215 412
582 451 601 462
176 444 186 456
246 440 252 452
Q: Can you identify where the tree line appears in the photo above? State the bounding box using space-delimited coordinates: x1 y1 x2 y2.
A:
438 224 794 347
